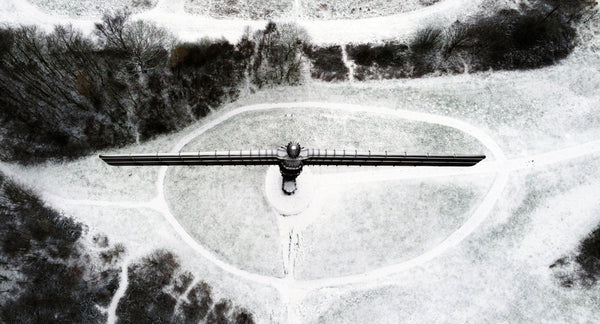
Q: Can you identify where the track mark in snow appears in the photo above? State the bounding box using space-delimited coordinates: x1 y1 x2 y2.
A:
277 214 304 278
340 45 355 82
107 258 131 324
172 275 203 320
152 0 186 14
292 0 301 19
285 229 301 277
279 277 310 324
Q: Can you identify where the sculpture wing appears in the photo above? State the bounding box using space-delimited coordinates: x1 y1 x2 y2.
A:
100 150 280 166
303 149 485 167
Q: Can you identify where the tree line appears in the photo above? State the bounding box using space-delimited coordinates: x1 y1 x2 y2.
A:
0 173 255 323
0 14 310 164
314 0 596 80
0 0 595 164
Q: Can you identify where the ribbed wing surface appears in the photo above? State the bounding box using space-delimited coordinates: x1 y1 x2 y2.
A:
100 150 280 166
304 149 485 167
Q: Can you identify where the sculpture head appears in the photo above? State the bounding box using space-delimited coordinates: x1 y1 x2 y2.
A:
286 142 301 159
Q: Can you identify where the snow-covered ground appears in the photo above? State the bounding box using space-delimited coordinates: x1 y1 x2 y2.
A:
1 0 600 323
27 0 157 17
183 0 295 20
0 0 485 44
162 107 492 279
3 96 599 322
299 0 440 20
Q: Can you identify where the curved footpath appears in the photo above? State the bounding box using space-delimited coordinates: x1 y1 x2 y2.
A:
155 102 507 289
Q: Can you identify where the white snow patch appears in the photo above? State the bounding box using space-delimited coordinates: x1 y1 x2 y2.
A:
265 165 315 216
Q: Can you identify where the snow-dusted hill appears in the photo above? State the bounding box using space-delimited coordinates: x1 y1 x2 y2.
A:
1 0 599 323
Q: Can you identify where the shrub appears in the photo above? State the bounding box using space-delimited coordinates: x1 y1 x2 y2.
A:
346 44 375 66
170 40 235 69
205 299 255 324
410 26 442 54
92 233 110 248
0 175 118 323
169 38 243 118
551 223 600 287
346 42 411 79
441 23 471 58
575 225 600 284
235 311 255 324
116 250 256 323
462 8 577 70
206 300 233 323
343 4 580 80
116 250 180 323
172 271 194 295
100 243 126 264
179 282 213 322
250 22 310 87
305 45 348 81
347 42 409 67
92 269 122 307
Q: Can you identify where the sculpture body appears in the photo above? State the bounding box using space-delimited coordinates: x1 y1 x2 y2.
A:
100 142 486 194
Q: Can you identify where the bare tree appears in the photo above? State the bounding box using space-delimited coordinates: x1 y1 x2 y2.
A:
95 11 175 73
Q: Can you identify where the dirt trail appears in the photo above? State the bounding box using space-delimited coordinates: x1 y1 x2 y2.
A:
107 257 131 324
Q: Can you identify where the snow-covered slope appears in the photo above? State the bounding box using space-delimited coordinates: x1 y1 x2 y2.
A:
1 0 599 323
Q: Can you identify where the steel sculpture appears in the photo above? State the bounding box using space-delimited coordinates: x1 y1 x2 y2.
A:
100 142 486 194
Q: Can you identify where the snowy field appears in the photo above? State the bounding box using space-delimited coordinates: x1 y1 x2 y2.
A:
27 0 440 20
2 0 485 44
300 0 440 19
26 0 157 17
163 109 491 278
1 0 600 323
184 0 294 19
20 0 444 20
300 154 600 323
